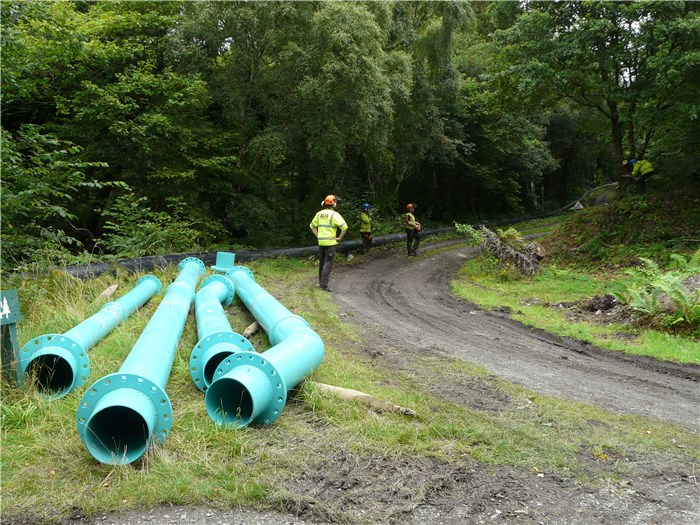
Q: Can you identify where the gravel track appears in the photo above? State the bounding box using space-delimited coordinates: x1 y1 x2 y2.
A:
333 239 699 432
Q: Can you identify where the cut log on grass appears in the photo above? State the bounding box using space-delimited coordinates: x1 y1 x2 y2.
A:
243 321 260 339
98 284 118 300
312 382 416 417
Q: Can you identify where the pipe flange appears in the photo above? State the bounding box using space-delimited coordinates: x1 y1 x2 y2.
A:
199 275 235 306
137 274 163 294
189 331 254 392
214 351 287 426
179 257 206 273
76 373 173 445
17 334 90 394
226 266 255 282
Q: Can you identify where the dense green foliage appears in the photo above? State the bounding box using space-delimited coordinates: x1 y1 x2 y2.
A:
2 1 698 270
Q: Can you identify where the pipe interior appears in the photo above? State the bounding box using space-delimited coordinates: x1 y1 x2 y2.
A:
203 351 233 388
28 355 73 396
84 406 150 464
206 378 253 426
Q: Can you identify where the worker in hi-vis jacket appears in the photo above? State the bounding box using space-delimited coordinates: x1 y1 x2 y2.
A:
310 194 348 292
405 203 421 257
360 202 373 254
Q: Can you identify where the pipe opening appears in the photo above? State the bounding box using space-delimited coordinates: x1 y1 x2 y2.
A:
203 351 234 387
27 355 74 396
85 405 150 464
206 378 253 427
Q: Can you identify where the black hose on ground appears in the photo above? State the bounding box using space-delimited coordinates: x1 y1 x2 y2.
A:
41 183 619 280
60 228 456 279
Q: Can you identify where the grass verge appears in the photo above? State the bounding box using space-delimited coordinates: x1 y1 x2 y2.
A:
452 257 700 364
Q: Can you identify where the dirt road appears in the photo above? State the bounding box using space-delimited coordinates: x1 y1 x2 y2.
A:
334 239 700 432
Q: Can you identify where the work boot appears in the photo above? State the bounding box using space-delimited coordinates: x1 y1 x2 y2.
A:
320 285 333 292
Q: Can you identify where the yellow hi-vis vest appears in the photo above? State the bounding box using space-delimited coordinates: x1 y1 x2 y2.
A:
405 212 416 230
360 211 372 233
310 208 348 246
632 159 654 177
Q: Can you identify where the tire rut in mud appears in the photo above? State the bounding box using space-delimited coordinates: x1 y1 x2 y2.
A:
334 240 700 432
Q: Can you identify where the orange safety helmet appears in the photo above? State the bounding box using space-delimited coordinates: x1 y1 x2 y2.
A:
321 195 343 208
406 203 416 212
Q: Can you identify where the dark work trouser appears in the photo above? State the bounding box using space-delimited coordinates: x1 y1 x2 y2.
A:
405 229 420 255
361 232 372 253
318 245 337 288
637 171 654 194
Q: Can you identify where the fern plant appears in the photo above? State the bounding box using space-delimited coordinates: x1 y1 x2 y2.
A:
496 227 525 248
629 257 662 280
618 283 659 315
454 223 486 246
99 192 205 258
669 251 700 271
613 250 700 334
651 275 700 326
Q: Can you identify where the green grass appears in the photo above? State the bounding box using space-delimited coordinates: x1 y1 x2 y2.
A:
452 259 700 364
508 214 566 236
2 253 699 522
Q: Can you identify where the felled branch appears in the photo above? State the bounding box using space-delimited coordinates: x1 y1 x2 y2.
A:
482 228 544 276
243 321 260 339
311 382 417 417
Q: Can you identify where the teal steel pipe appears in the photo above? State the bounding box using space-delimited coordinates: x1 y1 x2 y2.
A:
189 275 254 392
205 265 325 428
76 258 204 465
17 275 162 399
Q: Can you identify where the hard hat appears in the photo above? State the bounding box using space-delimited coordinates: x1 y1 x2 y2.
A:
629 158 637 166
362 202 370 210
323 195 337 206
406 203 415 212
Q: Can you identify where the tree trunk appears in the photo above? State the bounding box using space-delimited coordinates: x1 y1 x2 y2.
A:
609 101 625 177
625 94 637 159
